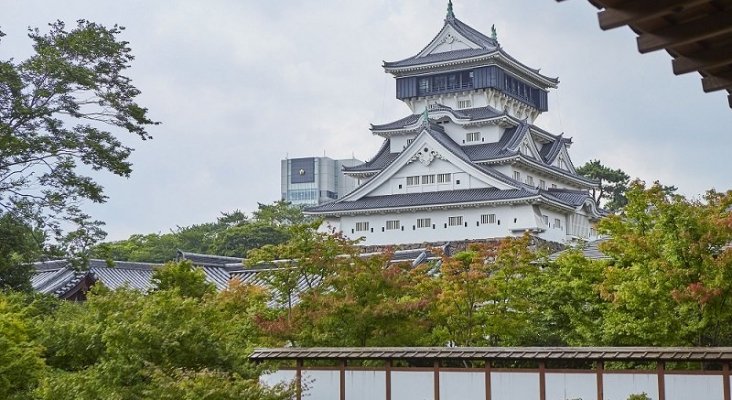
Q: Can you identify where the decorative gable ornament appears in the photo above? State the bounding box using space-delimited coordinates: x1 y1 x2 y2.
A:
411 146 444 166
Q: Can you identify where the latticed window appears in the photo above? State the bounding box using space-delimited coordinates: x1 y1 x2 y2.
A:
457 99 472 109
554 218 562 229
466 132 480 142
355 222 369 232
386 220 400 230
481 214 496 224
406 176 419 186
437 173 451 183
422 175 435 184
417 218 431 228
448 216 463 226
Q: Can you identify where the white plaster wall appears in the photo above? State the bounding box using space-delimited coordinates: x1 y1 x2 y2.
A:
391 134 418 152
603 373 658 400
391 371 434 400
666 375 724 400
302 370 340 400
260 370 296 389
345 371 386 400
546 372 597 400
369 158 493 197
440 371 485 400
442 124 502 147
492 371 540 400
339 204 543 245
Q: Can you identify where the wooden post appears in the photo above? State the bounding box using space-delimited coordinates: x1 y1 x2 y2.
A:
596 361 604 400
657 361 666 400
539 361 546 400
296 359 303 400
386 360 392 400
485 360 492 400
723 362 731 400
434 360 441 400
340 359 346 400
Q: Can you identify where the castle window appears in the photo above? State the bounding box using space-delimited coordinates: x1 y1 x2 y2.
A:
417 218 431 228
355 222 370 232
406 176 420 186
406 138 415 145
466 132 481 142
481 214 496 224
457 99 472 109
526 175 534 186
539 179 546 189
554 218 562 229
422 174 435 184
448 216 463 226
542 215 549 226
513 171 521 181
386 220 400 230
437 173 451 183
417 70 474 96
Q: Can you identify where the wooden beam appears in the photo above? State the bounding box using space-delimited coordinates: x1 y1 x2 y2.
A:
485 360 492 400
386 360 392 400
598 0 708 30
702 74 732 92
434 361 441 400
340 360 346 400
539 361 547 400
723 362 731 400
657 361 666 400
672 43 732 75
637 9 732 53
296 359 303 400
596 361 604 400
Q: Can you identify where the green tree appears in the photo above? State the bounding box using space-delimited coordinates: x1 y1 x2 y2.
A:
0 214 42 291
576 160 630 211
0 295 45 399
0 20 157 250
151 260 216 298
35 284 288 400
534 250 607 345
597 182 732 346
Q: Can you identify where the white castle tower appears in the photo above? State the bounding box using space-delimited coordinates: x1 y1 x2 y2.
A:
305 1 602 245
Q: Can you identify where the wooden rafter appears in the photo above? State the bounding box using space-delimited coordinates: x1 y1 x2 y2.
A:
598 0 710 30
636 9 732 54
672 43 732 75
558 0 732 109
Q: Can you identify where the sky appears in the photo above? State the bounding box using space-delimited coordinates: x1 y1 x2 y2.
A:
3 0 731 241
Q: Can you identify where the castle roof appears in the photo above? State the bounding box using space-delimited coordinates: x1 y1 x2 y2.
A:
383 11 558 86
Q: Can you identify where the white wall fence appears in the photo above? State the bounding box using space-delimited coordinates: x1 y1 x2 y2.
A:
263 366 731 400
252 347 732 400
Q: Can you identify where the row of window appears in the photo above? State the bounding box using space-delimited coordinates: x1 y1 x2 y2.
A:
418 71 474 95
542 215 563 229
406 173 452 186
353 214 567 233
352 214 501 233
512 171 558 190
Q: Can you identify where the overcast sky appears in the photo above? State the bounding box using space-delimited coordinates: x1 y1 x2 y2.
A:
4 0 731 241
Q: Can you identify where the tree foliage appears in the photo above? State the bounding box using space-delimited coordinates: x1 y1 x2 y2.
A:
0 20 157 249
91 201 307 262
0 214 42 292
576 159 630 211
7 270 290 400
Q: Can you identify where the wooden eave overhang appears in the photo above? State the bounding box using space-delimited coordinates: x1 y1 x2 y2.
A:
559 0 732 109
